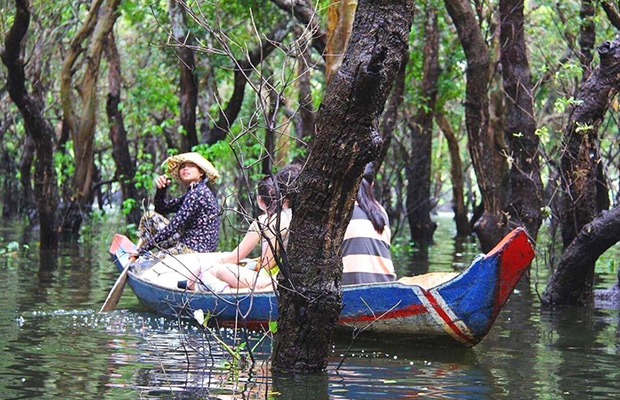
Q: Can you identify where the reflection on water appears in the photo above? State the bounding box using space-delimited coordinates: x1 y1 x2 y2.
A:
1 215 620 399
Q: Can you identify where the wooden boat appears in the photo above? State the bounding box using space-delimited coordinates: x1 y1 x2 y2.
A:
109 228 534 346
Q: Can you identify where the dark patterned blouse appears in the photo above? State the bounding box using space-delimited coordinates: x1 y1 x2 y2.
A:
140 179 220 254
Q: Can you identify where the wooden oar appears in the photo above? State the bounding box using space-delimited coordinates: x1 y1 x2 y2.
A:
99 263 131 312
100 235 140 312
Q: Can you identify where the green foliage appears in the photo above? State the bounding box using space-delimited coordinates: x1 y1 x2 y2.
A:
121 198 137 215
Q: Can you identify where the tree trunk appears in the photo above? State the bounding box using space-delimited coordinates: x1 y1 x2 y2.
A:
560 34 620 250
444 0 510 252
579 0 596 81
18 135 36 219
60 0 122 233
543 205 620 306
406 5 439 247
1 117 19 218
269 0 327 57
436 113 471 236
296 27 315 139
205 23 290 144
602 0 620 30
168 0 198 152
104 31 142 226
499 0 543 241
272 0 414 373
1 0 58 253
376 47 408 170
324 0 358 85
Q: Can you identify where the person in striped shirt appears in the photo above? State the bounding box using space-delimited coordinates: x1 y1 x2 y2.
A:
342 163 396 285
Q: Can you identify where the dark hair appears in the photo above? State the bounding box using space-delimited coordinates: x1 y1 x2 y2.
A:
275 164 302 200
257 176 278 214
357 162 386 233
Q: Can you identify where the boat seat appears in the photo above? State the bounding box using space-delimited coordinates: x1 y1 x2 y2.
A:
397 272 459 290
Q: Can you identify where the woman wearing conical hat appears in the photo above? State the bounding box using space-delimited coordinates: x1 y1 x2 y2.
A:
135 152 220 259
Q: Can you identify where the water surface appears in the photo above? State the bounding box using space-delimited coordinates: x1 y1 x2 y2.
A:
1 215 619 399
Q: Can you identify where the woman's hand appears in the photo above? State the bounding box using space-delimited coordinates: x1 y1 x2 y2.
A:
155 175 171 190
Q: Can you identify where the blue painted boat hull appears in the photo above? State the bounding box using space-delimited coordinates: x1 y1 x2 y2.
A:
109 228 534 346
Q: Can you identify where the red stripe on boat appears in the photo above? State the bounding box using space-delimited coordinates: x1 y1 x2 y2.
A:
423 291 477 345
338 303 427 324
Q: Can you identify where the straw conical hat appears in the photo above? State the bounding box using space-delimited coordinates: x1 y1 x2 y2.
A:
163 152 219 183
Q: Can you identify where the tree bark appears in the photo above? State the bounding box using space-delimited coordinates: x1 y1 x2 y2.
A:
60 0 122 233
579 0 596 81
1 0 58 252
499 0 543 241
560 34 620 249
406 5 439 247
295 27 315 139
205 23 290 144
436 113 471 236
168 0 198 152
325 0 358 85
543 205 620 306
445 0 510 252
272 0 414 373
18 134 36 218
104 31 142 226
376 47 408 170
0 117 19 218
602 0 620 30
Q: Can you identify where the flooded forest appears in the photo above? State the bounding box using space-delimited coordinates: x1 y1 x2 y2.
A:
1 0 620 398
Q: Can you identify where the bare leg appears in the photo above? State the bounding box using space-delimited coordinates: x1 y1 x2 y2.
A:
214 265 272 290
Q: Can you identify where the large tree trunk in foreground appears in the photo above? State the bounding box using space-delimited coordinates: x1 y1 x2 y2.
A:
105 32 142 226
445 0 509 252
560 34 620 250
543 205 620 306
406 5 439 247
168 0 199 152
499 0 543 241
272 0 414 373
2 0 58 253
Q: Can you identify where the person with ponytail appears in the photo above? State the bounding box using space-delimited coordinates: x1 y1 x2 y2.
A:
187 165 301 292
342 162 396 285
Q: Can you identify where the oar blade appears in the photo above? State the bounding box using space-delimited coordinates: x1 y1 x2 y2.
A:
100 265 130 312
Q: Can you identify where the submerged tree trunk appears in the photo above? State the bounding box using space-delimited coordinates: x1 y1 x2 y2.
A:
18 135 37 219
436 113 471 236
272 0 414 373
560 34 620 250
406 5 439 247
0 117 19 218
499 0 543 241
543 205 620 306
168 0 198 152
2 0 58 253
105 31 142 226
60 0 122 234
445 0 509 252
